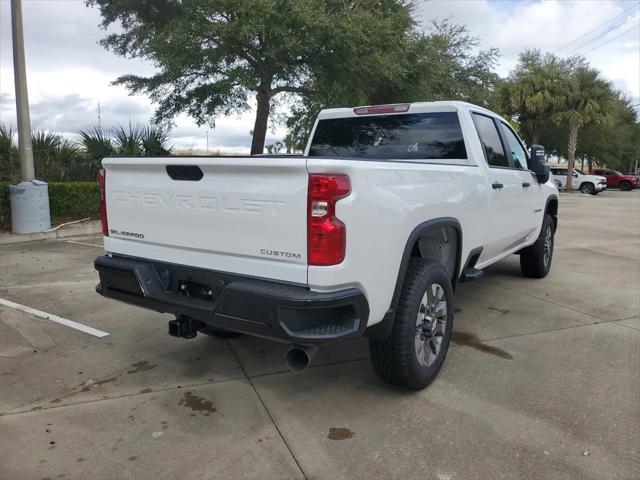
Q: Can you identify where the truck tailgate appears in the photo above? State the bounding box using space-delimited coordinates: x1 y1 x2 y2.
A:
102 156 308 284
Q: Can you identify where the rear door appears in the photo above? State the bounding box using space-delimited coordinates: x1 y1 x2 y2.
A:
551 168 568 187
102 156 309 284
472 113 534 260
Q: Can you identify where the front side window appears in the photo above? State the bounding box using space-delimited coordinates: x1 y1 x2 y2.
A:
499 123 528 170
308 112 467 161
472 113 507 168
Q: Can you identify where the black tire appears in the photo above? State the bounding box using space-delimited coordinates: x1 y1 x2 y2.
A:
620 182 632 191
198 326 242 339
520 214 554 278
580 182 595 195
369 258 454 390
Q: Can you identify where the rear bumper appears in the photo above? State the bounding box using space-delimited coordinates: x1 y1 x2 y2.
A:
95 255 369 344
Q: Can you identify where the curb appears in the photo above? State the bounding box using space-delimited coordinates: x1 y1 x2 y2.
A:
0 220 102 245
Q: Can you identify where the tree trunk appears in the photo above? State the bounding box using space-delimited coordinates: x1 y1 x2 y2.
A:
565 124 579 192
250 91 271 155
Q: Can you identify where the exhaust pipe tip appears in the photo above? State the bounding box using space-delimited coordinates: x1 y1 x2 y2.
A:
285 345 318 372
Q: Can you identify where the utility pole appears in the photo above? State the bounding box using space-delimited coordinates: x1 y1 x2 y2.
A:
11 0 34 182
9 0 51 233
206 131 209 152
97 102 102 132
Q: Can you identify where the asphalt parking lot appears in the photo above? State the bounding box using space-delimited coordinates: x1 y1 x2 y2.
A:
1 189 638 480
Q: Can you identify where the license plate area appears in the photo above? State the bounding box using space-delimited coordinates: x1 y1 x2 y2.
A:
176 279 224 302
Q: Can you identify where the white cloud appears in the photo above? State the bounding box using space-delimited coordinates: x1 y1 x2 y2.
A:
416 0 639 97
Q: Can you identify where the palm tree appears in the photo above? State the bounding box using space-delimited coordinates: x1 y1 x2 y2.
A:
552 67 614 191
0 124 20 183
78 125 115 177
140 125 171 155
113 122 144 156
502 50 575 145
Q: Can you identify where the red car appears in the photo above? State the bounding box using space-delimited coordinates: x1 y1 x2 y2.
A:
591 168 638 191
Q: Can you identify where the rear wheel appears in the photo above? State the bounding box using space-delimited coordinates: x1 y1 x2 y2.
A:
580 182 595 195
520 214 554 278
369 258 454 390
620 182 632 191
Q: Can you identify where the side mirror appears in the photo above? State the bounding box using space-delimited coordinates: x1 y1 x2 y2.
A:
530 144 549 184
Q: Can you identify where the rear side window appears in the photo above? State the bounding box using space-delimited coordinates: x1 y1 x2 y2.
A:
472 113 507 168
308 112 467 161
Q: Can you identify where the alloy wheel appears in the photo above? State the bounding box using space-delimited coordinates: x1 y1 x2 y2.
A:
415 283 448 367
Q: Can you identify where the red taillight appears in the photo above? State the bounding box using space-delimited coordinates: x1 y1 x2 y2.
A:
307 174 350 266
98 169 109 236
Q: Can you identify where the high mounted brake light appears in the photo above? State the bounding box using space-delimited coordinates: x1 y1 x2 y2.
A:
353 103 410 115
98 169 109 236
307 174 350 266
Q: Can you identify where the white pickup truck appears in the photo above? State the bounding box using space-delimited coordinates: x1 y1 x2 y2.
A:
550 167 607 194
95 101 558 390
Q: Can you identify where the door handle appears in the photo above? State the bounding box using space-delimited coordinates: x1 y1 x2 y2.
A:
522 182 531 188
492 182 504 189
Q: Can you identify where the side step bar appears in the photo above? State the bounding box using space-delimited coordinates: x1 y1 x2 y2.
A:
459 247 484 283
461 266 484 282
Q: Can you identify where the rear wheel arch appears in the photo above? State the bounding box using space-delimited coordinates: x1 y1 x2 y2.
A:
365 217 462 340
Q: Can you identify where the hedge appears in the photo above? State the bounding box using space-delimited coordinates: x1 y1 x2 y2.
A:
0 182 100 230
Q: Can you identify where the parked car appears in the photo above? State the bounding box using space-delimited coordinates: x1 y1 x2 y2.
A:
94 101 558 390
549 167 606 194
591 168 638 191
550 171 563 191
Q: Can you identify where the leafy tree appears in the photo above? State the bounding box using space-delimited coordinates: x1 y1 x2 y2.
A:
576 94 639 172
287 19 500 146
88 0 419 154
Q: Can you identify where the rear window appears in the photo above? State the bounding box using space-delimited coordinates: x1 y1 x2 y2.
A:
308 112 467 161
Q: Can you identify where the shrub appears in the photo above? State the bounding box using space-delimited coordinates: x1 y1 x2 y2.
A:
0 181 100 231
0 183 9 230
48 182 101 220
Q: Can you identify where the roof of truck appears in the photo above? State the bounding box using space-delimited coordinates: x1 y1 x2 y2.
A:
317 101 494 120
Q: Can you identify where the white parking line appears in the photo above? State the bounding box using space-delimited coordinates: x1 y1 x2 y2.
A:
0 298 110 338
65 240 103 248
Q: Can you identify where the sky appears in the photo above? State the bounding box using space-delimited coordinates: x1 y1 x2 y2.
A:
0 0 639 153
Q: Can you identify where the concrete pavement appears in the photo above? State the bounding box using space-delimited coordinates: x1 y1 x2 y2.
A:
1 189 638 479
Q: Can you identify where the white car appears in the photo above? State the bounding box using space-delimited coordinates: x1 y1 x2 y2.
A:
94 101 558 390
550 167 607 194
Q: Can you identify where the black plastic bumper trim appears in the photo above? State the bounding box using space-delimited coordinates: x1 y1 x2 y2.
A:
95 255 369 344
